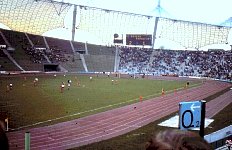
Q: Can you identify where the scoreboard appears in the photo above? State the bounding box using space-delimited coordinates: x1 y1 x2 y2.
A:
126 34 152 46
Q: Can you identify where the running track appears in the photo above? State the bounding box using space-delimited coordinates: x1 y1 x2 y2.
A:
6 80 232 150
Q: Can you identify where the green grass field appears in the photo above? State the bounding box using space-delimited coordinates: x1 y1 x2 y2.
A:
0 74 200 130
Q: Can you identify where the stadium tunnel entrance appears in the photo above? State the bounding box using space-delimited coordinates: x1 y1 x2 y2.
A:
43 63 59 72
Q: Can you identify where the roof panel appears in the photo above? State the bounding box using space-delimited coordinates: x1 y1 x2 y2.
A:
157 18 231 49
0 0 71 35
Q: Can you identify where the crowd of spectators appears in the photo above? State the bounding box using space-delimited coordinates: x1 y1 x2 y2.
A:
23 46 69 64
2 33 231 81
23 46 47 64
119 46 152 73
0 48 6 69
46 46 69 63
118 47 231 80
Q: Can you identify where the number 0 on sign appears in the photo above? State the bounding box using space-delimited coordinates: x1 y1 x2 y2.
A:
179 101 202 130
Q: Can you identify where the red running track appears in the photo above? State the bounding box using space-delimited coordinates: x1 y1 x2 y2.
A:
6 81 232 150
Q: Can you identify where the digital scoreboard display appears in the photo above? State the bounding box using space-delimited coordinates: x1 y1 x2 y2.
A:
126 34 152 46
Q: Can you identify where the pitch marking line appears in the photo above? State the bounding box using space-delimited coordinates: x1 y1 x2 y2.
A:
11 83 201 131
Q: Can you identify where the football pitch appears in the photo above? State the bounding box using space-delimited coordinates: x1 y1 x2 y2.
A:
0 74 201 130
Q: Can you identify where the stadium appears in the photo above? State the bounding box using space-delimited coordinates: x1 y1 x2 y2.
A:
0 0 231 150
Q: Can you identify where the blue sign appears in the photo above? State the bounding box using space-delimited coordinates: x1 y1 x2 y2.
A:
179 101 202 130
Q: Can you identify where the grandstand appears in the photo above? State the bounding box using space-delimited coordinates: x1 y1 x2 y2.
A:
0 0 231 79
0 0 231 149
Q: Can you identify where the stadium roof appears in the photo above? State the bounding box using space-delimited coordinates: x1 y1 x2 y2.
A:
1 0 232 34
0 0 71 35
0 0 232 49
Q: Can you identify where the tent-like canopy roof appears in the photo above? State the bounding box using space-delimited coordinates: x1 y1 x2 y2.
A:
0 0 71 35
0 0 231 49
